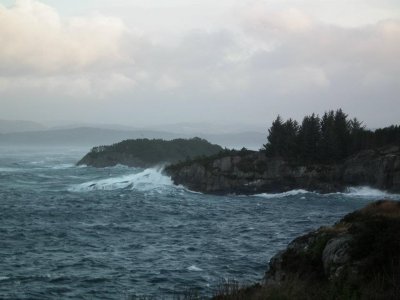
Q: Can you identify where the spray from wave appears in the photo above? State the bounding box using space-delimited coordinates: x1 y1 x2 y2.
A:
343 186 396 198
69 168 173 192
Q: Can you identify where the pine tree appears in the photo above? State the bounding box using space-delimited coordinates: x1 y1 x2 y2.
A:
282 118 299 159
264 110 399 163
264 115 284 156
319 111 336 162
298 113 321 162
349 117 366 153
333 109 351 160
264 116 299 158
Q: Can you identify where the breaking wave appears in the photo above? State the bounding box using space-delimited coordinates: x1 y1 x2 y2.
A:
69 168 174 192
187 265 203 272
256 186 400 199
343 186 397 198
256 189 309 199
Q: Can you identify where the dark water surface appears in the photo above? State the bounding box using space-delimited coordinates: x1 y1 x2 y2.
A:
1 147 399 299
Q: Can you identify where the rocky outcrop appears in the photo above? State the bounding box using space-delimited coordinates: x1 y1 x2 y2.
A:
214 200 400 300
342 146 400 192
165 146 400 194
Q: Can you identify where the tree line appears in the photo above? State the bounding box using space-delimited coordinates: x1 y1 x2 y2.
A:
264 109 400 163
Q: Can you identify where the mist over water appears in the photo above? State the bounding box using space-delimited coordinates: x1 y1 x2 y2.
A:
1 147 399 299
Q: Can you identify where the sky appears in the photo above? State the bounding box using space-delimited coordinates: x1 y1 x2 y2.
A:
0 0 399 129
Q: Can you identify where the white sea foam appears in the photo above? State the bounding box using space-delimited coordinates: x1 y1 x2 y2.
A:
187 265 203 272
51 163 75 170
256 186 399 199
256 189 310 199
344 186 396 198
69 168 173 192
0 167 20 172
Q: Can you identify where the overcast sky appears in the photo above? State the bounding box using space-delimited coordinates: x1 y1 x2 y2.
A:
0 0 399 129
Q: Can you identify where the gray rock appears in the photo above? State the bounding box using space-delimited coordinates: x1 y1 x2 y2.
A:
322 235 352 279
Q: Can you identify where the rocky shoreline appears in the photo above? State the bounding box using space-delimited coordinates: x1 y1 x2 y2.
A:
164 146 400 195
213 199 400 300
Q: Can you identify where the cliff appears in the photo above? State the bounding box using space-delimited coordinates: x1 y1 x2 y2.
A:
214 200 400 300
77 137 223 168
164 146 400 194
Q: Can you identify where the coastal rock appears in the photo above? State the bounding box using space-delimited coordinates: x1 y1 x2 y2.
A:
165 146 400 194
262 200 400 299
342 146 400 191
322 234 352 279
214 200 400 299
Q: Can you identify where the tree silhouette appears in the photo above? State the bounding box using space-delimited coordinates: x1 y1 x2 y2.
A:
264 109 399 164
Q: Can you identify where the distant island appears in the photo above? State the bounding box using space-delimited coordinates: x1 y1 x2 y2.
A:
77 137 223 168
165 110 400 194
213 200 400 299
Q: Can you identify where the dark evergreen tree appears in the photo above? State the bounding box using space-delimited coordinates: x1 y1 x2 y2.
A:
264 116 299 158
282 118 299 159
349 117 367 153
374 125 400 147
264 109 399 164
264 116 284 156
333 109 351 160
319 111 336 162
298 113 321 162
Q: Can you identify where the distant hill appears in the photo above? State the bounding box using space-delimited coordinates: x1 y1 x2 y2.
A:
204 131 265 150
77 137 224 168
0 119 46 133
0 127 181 147
0 127 265 150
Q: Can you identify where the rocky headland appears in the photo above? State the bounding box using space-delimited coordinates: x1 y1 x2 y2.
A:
77 137 223 168
164 146 400 195
214 199 400 300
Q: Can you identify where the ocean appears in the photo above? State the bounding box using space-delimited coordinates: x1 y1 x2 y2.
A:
1 147 399 299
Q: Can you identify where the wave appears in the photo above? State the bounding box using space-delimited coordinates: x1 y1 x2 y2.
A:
69 168 173 192
0 167 21 172
187 265 203 272
256 186 400 199
343 186 397 198
50 163 75 170
256 189 310 199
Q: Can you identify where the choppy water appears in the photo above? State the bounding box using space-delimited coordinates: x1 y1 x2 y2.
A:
1 147 399 299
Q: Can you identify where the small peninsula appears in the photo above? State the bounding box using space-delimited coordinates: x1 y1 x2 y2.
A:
165 110 400 195
77 137 223 168
214 200 400 300
164 145 400 194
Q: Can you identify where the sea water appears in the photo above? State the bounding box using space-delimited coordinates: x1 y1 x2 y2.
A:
1 147 399 299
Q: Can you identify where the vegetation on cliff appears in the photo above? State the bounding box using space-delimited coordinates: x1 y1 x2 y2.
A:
264 109 400 163
77 137 223 168
214 200 400 300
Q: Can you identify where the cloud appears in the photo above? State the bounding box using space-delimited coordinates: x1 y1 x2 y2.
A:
241 5 400 89
243 6 313 35
0 73 136 97
0 0 138 95
0 0 129 75
0 0 399 128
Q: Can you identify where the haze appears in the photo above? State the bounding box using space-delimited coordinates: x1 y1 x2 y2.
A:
0 0 399 130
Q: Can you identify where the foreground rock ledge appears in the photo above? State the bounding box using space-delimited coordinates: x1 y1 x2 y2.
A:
214 200 400 300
